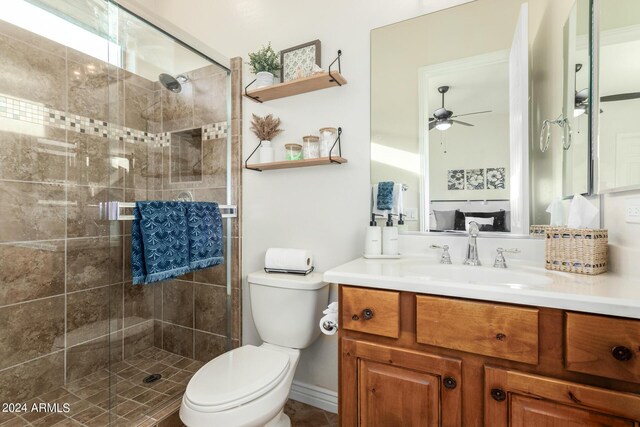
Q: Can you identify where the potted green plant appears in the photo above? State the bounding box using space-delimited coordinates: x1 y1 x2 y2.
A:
250 113 283 163
247 43 280 88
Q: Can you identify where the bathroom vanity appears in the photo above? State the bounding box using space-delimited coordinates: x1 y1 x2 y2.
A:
326 258 640 426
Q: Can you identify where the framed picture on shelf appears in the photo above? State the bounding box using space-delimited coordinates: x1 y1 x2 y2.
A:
280 40 321 82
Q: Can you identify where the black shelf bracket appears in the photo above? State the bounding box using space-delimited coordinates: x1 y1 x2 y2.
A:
329 127 343 164
244 78 262 103
244 141 263 172
328 50 343 86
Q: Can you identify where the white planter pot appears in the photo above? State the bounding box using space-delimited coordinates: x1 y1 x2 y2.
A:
259 140 274 163
255 71 275 88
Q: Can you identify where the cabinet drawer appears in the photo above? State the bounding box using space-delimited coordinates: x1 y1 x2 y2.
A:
416 296 539 364
566 312 640 383
341 287 400 338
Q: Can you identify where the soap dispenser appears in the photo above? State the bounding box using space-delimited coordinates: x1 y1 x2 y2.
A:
397 213 407 233
364 214 382 256
382 214 399 256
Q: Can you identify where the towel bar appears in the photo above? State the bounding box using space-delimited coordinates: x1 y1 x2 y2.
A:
99 201 238 220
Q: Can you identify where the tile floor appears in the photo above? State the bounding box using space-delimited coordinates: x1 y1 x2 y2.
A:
0 346 338 427
284 400 338 427
0 347 201 426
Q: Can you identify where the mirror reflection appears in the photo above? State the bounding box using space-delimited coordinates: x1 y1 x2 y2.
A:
371 0 530 234
598 0 640 192
562 0 590 197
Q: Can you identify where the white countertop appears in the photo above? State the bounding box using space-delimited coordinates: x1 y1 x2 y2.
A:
324 257 640 319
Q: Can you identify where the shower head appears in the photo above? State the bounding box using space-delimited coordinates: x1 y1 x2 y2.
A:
159 73 182 93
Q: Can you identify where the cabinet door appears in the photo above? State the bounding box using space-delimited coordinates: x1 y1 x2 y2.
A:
485 366 640 426
341 338 462 427
359 359 439 426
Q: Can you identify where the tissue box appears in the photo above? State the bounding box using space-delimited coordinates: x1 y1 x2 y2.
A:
545 228 608 275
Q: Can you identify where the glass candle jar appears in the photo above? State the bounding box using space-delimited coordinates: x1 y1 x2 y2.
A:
302 135 320 159
319 127 338 157
285 143 303 161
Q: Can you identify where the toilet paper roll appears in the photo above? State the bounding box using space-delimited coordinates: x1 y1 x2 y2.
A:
319 312 338 335
265 248 313 272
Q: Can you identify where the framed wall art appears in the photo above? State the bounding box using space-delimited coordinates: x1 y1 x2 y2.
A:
280 39 321 82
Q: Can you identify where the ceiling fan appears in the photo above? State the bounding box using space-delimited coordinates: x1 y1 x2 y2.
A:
428 86 492 131
574 63 640 117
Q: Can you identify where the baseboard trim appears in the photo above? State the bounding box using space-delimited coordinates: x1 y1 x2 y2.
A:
288 380 338 414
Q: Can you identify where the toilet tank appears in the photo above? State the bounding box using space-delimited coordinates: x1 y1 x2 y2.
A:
248 271 329 349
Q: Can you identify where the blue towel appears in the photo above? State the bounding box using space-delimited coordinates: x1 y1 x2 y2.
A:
132 201 191 284
377 181 394 210
186 202 224 270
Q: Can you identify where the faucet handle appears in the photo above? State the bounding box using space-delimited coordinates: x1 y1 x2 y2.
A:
493 248 521 268
430 244 452 264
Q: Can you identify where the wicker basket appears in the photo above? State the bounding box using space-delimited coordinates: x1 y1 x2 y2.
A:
530 225 551 239
545 228 608 275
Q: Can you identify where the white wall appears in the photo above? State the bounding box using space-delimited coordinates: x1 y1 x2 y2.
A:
126 0 472 397
429 113 511 200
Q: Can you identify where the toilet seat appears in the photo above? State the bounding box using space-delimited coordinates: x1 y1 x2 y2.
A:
183 345 290 413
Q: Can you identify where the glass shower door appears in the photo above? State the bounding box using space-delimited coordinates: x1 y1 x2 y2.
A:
0 1 238 426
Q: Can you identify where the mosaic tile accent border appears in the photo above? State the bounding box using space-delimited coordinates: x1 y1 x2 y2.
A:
0 95 228 146
203 122 227 140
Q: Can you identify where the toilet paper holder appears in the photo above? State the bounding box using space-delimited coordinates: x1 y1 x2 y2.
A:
322 320 337 332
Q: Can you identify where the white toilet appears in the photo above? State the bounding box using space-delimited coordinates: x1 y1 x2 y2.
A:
180 270 329 427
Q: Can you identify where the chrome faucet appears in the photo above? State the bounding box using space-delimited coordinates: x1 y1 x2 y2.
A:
463 221 481 266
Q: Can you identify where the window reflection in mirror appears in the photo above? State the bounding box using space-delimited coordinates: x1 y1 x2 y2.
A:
598 0 640 192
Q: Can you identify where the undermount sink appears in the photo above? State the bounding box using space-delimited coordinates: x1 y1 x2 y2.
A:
401 263 553 288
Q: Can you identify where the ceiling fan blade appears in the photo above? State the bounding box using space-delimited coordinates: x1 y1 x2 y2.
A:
428 117 435 122
429 121 437 130
451 110 492 119
451 120 474 127
601 92 640 103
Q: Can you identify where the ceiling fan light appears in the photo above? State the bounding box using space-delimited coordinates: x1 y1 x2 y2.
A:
574 105 586 117
435 120 452 131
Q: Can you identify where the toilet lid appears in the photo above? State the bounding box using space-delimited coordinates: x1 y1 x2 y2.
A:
184 345 290 412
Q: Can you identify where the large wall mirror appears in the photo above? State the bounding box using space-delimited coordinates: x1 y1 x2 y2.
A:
371 0 594 235
597 0 640 193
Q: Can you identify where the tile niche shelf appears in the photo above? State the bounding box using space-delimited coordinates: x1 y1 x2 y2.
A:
244 50 346 103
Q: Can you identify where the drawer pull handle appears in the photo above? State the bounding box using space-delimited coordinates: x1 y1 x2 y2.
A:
443 377 457 390
491 388 506 402
611 345 633 361
495 333 506 341
352 314 360 321
362 308 374 320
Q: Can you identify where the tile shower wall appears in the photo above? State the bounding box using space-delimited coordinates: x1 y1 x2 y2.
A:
0 19 242 404
149 58 243 363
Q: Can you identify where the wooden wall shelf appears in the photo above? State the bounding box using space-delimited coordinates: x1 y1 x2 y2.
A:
245 156 348 171
244 72 347 103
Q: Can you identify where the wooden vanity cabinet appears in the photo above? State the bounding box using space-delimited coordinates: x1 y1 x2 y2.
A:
485 366 640 426
341 339 462 427
338 285 640 427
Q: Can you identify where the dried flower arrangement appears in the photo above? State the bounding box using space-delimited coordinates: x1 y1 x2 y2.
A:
250 113 283 141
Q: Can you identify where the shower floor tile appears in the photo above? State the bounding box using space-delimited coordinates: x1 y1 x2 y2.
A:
11 347 199 426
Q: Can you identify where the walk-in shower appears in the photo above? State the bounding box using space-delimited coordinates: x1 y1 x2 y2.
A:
0 1 242 426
